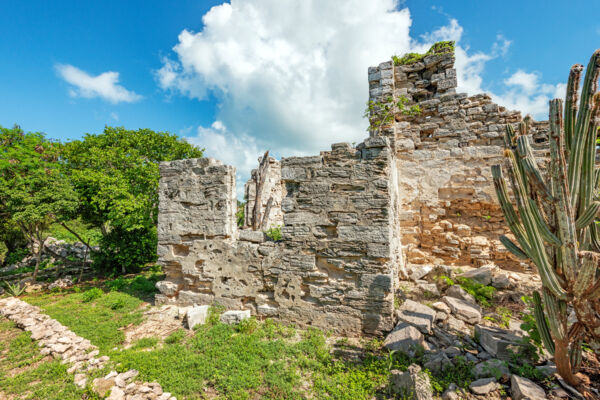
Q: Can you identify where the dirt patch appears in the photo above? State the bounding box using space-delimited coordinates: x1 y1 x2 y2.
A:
121 305 186 347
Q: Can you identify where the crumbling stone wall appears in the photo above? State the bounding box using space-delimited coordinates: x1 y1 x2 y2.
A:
367 48 549 273
156 138 400 336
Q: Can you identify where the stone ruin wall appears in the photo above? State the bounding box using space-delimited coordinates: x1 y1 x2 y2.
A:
155 138 401 336
367 49 549 275
155 46 549 335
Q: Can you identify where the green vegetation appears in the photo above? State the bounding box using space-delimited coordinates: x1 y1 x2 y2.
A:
265 225 283 242
0 320 89 400
0 124 203 277
3 281 26 297
236 200 246 227
491 50 600 387
0 125 79 280
392 41 455 66
364 95 422 135
439 276 496 307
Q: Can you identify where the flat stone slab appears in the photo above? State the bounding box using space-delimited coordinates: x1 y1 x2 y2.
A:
459 266 493 285
187 305 210 329
475 325 524 361
469 377 498 395
396 299 436 334
442 296 481 324
384 322 424 356
473 358 510 380
511 375 547 400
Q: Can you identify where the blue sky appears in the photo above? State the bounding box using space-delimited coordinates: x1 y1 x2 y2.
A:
1 0 599 193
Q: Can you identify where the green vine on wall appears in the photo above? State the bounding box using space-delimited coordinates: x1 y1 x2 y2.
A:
364 95 421 135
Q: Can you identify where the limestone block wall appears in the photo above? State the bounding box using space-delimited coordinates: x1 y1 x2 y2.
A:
156 138 400 336
367 47 549 271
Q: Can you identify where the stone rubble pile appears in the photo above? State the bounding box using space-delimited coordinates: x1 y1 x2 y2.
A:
385 265 553 399
0 297 176 400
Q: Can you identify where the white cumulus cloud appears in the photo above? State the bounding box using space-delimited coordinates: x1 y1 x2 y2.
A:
56 64 142 103
157 0 564 193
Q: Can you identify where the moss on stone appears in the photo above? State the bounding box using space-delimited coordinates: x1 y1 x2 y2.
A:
392 40 455 66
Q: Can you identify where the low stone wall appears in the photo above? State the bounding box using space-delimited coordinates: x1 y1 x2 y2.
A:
155 137 401 336
0 297 176 400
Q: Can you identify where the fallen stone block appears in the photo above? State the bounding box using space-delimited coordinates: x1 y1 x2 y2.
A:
220 310 251 324
459 266 493 285
442 296 481 324
469 377 498 395
473 358 510 380
186 305 210 329
475 325 524 361
384 322 424 357
445 285 476 305
396 299 436 334
511 375 547 400
389 364 433 400
155 281 178 297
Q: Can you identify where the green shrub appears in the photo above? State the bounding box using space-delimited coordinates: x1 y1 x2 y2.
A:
265 226 283 242
92 226 158 274
165 329 187 344
131 337 158 350
82 287 103 302
456 277 496 308
4 247 30 266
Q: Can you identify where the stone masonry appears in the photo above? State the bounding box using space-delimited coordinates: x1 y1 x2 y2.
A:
156 138 401 336
156 44 545 335
367 45 548 274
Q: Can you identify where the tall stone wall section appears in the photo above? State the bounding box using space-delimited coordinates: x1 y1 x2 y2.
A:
155 138 400 336
367 49 549 272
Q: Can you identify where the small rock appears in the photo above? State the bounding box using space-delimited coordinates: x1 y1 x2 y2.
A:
535 363 557 378
106 386 126 400
417 282 440 296
396 299 436 334
384 322 425 357
407 264 433 282
74 373 87 388
442 383 460 400
155 280 178 297
93 377 116 397
511 375 547 400
469 377 498 395
446 285 477 305
220 310 251 324
473 359 510 380
389 364 433 400
491 274 510 289
423 351 452 374
186 305 210 329
459 265 494 285
432 301 451 314
475 325 525 361
442 296 481 324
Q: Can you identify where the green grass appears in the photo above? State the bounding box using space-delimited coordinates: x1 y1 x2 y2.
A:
0 319 89 400
10 272 474 400
23 288 145 353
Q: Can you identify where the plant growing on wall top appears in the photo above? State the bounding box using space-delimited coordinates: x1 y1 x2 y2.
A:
392 41 455 66
492 49 600 394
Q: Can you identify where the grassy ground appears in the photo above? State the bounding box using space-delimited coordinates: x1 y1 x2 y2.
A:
6 272 474 400
0 319 88 400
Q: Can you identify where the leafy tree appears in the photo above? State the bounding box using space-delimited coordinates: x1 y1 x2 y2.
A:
62 126 203 273
0 125 78 279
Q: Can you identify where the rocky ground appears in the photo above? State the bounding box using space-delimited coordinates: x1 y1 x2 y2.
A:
1 262 599 399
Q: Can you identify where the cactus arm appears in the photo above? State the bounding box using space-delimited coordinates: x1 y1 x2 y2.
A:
564 64 584 153
549 99 579 283
575 201 600 229
569 341 583 372
499 235 529 259
492 165 533 256
568 50 600 208
516 136 555 202
542 289 568 342
574 251 600 299
533 291 556 355
505 150 567 298
527 199 562 246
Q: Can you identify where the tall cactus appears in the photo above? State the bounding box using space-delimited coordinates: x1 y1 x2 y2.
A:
492 49 600 391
